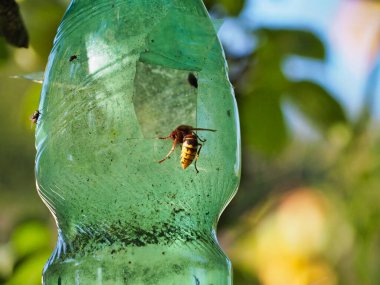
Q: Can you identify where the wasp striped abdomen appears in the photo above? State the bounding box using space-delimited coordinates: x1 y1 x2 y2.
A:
181 135 198 169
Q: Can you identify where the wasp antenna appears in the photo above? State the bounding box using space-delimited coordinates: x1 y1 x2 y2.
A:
192 128 217 132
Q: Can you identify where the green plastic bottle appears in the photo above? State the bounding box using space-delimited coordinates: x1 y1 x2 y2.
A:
35 0 240 284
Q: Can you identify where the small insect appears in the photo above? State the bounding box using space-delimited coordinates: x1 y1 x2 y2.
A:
69 55 78 62
187 73 198 88
158 125 216 173
30 110 41 127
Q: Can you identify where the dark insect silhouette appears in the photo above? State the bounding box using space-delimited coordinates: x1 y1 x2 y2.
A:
0 0 29 48
188 73 198 88
69 55 78 62
30 110 40 127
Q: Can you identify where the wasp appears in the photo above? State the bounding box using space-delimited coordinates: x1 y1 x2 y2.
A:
30 110 40 127
158 125 216 173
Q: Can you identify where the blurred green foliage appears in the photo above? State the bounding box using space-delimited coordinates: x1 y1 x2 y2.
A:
203 0 245 15
6 222 53 285
0 39 9 63
1 0 380 285
0 1 67 284
0 221 53 285
238 29 346 155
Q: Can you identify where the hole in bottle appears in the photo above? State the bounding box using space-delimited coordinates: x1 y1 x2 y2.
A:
133 62 197 138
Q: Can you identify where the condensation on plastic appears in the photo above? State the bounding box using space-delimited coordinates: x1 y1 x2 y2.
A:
35 0 241 284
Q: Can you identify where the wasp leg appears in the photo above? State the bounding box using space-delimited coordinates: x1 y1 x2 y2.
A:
158 139 178 163
193 132 207 143
194 143 203 174
197 135 206 143
158 135 171 140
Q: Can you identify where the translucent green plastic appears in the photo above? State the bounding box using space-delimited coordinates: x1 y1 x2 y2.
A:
35 0 240 284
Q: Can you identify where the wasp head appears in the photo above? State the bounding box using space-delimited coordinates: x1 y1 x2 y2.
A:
169 130 178 140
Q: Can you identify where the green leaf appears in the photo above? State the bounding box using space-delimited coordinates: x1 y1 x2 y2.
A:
219 0 245 16
21 0 67 59
6 251 51 285
11 221 51 259
203 0 245 16
285 80 347 133
258 29 325 59
236 29 332 154
0 38 9 64
239 90 288 155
